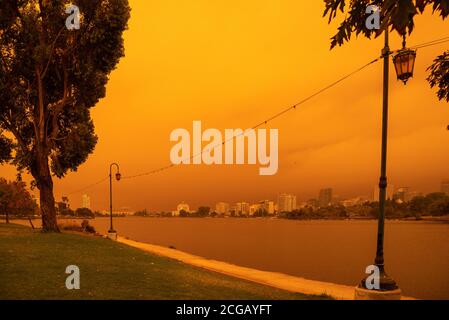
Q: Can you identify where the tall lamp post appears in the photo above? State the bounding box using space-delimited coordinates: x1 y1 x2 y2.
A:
355 31 416 300
108 162 121 240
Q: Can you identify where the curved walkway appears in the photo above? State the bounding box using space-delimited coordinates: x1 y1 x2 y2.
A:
117 236 358 299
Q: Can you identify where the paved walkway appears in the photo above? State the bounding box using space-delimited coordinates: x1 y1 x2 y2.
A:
117 236 358 299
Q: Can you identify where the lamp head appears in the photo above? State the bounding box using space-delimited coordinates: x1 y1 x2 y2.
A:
393 35 416 85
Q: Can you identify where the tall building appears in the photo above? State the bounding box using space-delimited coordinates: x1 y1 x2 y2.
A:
82 194 91 209
215 202 230 215
277 193 297 213
441 180 449 195
57 197 70 214
318 188 333 207
236 202 250 215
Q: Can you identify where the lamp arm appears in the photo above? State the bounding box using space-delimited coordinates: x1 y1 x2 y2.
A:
110 162 120 176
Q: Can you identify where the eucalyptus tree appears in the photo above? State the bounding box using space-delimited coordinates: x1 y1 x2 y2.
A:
0 0 131 231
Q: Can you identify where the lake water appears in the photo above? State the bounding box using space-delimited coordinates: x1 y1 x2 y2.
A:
86 217 449 300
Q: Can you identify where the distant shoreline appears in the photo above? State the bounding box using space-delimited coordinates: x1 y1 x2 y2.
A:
7 214 449 224
103 215 449 222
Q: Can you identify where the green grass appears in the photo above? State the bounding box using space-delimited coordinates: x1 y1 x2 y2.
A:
0 223 329 300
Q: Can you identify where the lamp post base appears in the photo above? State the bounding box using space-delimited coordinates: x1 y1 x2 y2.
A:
354 286 401 300
355 264 401 300
107 230 117 241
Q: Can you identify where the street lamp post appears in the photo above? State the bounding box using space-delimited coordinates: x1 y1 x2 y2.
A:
108 162 121 240
355 31 416 300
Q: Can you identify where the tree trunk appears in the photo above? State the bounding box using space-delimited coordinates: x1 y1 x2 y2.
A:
5 211 9 224
34 149 59 232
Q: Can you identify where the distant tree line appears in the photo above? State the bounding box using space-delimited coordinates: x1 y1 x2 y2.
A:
133 207 213 218
408 193 449 217
56 200 103 219
280 205 349 220
180 207 211 217
56 206 96 218
280 193 449 220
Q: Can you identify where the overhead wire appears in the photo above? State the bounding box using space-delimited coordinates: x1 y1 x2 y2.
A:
65 35 449 190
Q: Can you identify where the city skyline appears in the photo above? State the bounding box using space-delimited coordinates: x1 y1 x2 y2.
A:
69 181 447 213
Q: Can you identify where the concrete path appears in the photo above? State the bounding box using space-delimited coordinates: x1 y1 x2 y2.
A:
117 236 358 299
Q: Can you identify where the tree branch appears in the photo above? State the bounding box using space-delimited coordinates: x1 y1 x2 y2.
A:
41 26 66 79
48 64 72 141
0 115 29 153
35 67 45 143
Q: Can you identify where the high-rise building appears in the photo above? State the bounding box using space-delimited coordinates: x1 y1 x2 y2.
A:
215 202 230 215
318 188 333 207
277 193 297 213
236 202 250 215
441 180 449 195
82 194 91 209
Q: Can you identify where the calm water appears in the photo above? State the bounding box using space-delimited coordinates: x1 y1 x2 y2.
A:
85 217 449 300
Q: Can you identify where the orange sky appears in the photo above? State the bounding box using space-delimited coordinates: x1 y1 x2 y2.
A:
1 1 448 211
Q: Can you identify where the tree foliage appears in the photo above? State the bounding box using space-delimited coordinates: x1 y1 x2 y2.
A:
0 0 131 176
323 0 449 100
409 192 449 216
427 51 449 101
0 177 38 217
196 206 211 217
75 207 94 218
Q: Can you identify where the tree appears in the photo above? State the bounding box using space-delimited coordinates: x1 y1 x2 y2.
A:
134 209 148 217
59 207 75 216
425 192 449 215
179 209 188 217
0 1 131 231
409 195 430 214
323 0 449 101
75 207 94 218
427 51 449 102
0 178 13 222
0 178 38 221
196 206 210 217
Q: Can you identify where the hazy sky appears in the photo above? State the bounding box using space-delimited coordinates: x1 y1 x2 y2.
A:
1 1 448 211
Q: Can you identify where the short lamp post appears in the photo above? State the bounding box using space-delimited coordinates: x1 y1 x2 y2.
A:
355 32 416 300
108 162 121 240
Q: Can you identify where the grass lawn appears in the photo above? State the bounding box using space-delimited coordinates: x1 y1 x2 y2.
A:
0 223 329 300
